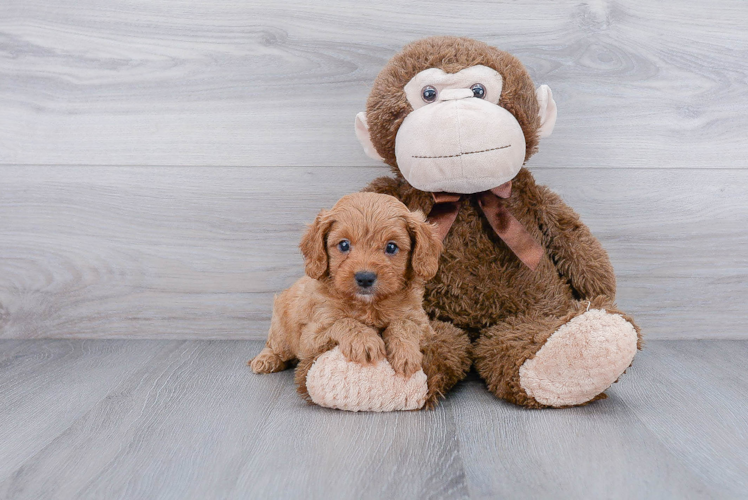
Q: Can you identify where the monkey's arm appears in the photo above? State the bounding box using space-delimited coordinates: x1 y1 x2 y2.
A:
536 186 617 301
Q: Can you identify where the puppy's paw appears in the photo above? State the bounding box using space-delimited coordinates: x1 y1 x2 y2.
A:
387 343 423 378
339 331 386 365
249 348 287 374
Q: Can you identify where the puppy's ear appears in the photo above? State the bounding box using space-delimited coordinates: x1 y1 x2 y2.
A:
299 210 334 280
406 210 442 280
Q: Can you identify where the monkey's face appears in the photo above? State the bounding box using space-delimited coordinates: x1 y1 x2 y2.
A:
395 65 527 194
355 37 557 195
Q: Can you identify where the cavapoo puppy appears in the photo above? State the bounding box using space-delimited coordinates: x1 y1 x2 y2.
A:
250 192 441 378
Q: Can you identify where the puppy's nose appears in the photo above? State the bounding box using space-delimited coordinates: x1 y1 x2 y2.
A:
354 271 377 289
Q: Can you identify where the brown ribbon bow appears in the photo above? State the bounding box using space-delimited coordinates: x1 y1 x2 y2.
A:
427 181 544 271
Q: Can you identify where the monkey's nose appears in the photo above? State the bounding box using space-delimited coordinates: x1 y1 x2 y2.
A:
354 271 377 288
439 88 474 101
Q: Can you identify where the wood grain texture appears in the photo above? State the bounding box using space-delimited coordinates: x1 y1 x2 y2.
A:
0 340 174 482
0 339 746 499
1 166 746 340
615 341 748 497
1 341 292 500
449 340 748 498
1 0 747 168
2 1 747 341
233 375 467 499
0 340 468 500
449 380 711 499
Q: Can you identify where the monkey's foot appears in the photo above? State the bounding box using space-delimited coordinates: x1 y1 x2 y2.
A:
519 309 638 407
305 347 428 412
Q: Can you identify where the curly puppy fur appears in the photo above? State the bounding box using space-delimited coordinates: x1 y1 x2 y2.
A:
362 36 642 407
250 192 443 381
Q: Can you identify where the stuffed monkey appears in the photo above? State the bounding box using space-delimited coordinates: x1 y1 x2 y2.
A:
297 36 641 410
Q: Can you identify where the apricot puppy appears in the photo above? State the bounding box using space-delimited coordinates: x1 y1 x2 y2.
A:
250 192 441 378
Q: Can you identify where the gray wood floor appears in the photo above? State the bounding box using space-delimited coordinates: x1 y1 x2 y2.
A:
1 340 746 500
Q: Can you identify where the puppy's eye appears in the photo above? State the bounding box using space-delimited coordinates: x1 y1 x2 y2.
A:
337 239 350 253
421 86 437 103
471 83 486 99
385 242 399 255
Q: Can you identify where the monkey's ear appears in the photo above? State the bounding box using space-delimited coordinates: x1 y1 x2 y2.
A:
354 112 385 161
299 210 334 280
536 85 558 139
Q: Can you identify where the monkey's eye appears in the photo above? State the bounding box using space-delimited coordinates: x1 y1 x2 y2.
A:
421 86 437 103
337 239 350 253
471 83 486 99
385 242 399 255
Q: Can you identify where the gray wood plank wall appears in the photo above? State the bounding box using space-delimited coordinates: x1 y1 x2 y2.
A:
1 0 747 339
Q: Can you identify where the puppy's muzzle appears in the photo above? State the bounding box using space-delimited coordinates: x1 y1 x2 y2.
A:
354 271 377 290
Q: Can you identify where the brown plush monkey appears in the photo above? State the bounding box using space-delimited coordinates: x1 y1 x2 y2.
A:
297 36 641 410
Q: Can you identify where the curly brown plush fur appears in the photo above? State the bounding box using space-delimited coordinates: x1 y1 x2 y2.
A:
365 168 618 330
360 36 642 408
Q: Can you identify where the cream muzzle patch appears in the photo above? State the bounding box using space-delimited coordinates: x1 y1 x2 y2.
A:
354 66 557 195
395 66 526 194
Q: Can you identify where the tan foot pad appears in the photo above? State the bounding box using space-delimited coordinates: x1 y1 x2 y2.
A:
519 309 638 407
306 347 428 412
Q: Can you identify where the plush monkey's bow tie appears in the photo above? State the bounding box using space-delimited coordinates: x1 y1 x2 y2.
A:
427 181 544 271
